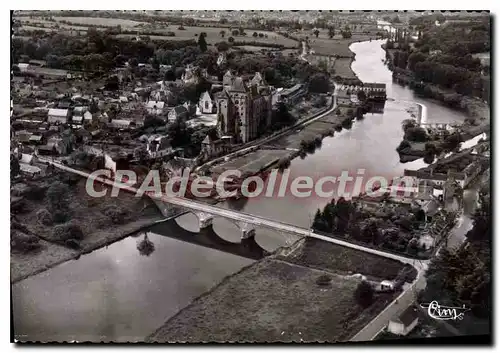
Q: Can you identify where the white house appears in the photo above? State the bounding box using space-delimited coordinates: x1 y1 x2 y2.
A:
379 280 395 292
109 119 132 129
83 111 94 124
146 100 165 115
146 134 172 156
387 306 419 336
17 63 31 73
47 109 70 124
199 91 216 114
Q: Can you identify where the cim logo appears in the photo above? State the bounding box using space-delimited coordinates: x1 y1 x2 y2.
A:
420 301 470 321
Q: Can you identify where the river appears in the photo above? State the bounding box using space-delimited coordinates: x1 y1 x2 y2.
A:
12 40 476 342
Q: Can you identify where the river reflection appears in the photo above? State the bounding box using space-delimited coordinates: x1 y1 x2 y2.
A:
12 233 253 342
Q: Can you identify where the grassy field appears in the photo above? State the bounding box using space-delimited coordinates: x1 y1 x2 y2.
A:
309 34 373 57
53 16 145 27
149 26 297 46
212 149 291 176
15 16 145 28
279 237 406 281
147 258 395 343
333 57 357 79
15 16 298 47
271 112 344 150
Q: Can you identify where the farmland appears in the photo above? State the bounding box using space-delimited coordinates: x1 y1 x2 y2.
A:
14 15 299 48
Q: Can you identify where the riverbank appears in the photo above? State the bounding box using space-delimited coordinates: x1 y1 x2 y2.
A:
10 178 168 283
384 47 491 162
147 237 406 343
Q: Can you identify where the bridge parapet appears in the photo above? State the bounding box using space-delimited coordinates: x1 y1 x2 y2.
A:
195 211 214 229
151 198 187 219
238 221 256 239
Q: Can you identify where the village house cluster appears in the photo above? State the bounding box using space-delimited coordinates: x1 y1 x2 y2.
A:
11 50 313 181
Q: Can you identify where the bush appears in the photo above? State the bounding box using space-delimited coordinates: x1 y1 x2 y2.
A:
354 280 375 308
404 127 428 142
11 231 41 253
316 274 332 286
46 181 70 211
52 210 70 224
24 185 47 201
396 140 411 152
103 206 128 224
36 208 53 226
52 222 84 243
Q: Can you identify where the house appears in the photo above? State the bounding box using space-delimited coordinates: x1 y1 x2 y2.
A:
73 106 88 116
421 199 440 222
168 105 189 123
278 84 306 105
199 91 216 114
46 137 70 155
387 306 419 336
183 101 197 117
146 100 165 115
336 90 353 106
17 63 31 73
47 108 70 124
28 134 44 145
146 135 172 157
200 133 227 159
19 163 42 178
83 111 94 124
72 116 83 125
379 280 395 292
109 119 133 130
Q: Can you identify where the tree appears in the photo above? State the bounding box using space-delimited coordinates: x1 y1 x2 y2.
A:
220 30 226 38
396 140 411 152
46 181 70 212
11 231 41 253
328 26 335 39
137 233 155 256
11 154 20 180
404 127 428 142
216 41 230 52
354 281 375 307
308 73 330 94
128 58 138 68
341 30 352 39
198 32 208 52
231 29 239 36
164 69 175 81
228 36 235 44
134 145 149 164
238 27 245 35
253 32 258 37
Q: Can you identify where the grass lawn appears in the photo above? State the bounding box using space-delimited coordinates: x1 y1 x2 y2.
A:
280 237 406 281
